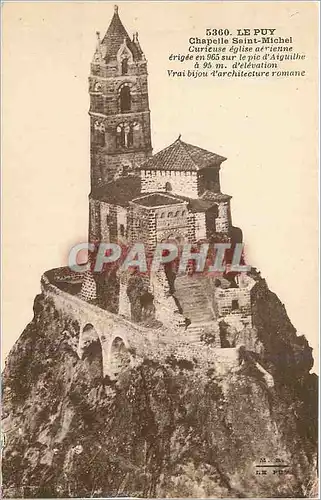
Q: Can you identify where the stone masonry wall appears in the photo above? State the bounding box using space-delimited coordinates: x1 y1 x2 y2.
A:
141 170 199 198
89 198 118 245
99 202 111 243
150 269 186 329
89 73 149 117
90 59 148 81
215 201 231 233
155 203 189 244
214 286 252 328
195 212 207 241
129 204 157 252
118 280 131 319
91 138 150 186
89 199 101 243
215 287 251 316
89 60 152 188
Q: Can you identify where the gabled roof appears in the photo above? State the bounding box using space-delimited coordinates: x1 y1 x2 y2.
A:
138 138 226 172
101 5 142 63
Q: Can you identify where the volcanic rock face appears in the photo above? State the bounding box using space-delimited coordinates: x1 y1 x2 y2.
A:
2 274 318 498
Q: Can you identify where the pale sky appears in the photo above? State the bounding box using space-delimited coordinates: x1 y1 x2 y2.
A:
2 2 319 372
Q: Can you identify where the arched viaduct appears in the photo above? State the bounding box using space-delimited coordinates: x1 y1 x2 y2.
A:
40 270 250 380
40 273 169 379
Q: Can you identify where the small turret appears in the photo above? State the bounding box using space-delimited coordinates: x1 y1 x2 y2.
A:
92 31 103 64
132 32 145 59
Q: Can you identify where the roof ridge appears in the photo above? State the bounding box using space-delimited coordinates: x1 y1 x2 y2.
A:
161 138 180 154
142 138 180 163
179 139 199 169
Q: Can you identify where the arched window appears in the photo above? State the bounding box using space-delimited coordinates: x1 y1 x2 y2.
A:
121 58 128 75
168 212 173 218
116 122 138 149
160 212 165 218
175 211 180 217
165 182 172 192
120 85 131 112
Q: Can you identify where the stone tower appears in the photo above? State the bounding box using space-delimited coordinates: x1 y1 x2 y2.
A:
88 5 152 193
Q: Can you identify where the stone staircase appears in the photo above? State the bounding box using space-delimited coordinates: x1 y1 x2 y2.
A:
173 275 221 346
183 321 220 346
174 274 215 323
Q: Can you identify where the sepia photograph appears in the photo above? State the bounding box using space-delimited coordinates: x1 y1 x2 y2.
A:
1 2 319 498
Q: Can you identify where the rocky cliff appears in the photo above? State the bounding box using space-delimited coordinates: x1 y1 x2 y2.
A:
1 272 318 498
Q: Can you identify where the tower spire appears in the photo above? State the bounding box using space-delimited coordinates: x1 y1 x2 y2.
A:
88 5 152 193
100 3 142 63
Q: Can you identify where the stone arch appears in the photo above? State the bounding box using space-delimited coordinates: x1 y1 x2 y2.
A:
116 121 139 149
119 84 131 113
161 232 185 245
109 336 131 377
80 323 97 348
94 81 102 92
79 323 104 381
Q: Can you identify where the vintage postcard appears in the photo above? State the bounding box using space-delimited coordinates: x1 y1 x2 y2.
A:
1 1 319 498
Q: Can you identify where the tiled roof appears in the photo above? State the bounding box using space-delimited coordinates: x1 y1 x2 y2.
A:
101 6 142 63
91 175 141 206
200 191 232 203
139 138 226 172
131 193 186 208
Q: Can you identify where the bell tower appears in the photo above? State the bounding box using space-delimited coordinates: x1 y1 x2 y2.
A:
89 5 152 193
